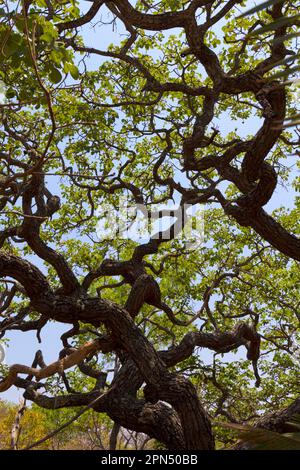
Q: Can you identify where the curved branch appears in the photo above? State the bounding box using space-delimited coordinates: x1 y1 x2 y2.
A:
0 339 101 392
160 322 261 368
0 250 50 298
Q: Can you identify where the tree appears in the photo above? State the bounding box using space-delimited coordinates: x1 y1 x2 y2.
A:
0 398 155 449
0 0 299 450
0 399 51 449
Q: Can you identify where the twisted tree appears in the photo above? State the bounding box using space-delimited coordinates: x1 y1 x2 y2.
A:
0 0 299 450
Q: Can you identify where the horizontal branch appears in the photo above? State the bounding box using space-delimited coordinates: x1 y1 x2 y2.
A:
160 322 260 367
0 339 101 392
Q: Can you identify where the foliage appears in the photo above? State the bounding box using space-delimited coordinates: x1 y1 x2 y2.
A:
0 400 152 449
0 400 50 449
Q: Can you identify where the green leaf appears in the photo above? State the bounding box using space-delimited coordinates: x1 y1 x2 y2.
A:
49 67 62 84
3 34 20 56
40 32 55 43
69 64 80 80
5 88 16 99
36 0 48 6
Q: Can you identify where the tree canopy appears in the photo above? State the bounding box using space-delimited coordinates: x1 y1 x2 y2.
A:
0 0 299 450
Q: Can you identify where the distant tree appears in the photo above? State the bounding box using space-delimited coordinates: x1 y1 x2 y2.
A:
0 399 50 449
